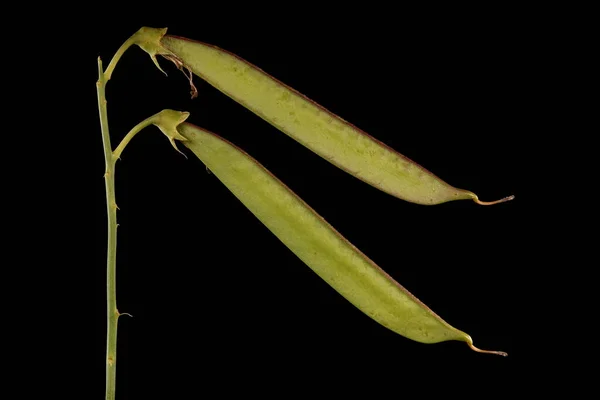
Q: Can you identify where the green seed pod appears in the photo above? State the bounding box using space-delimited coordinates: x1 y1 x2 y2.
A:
178 120 506 356
132 27 513 206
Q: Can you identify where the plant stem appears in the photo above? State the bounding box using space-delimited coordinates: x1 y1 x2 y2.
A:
97 56 119 400
97 27 188 398
113 116 156 160
104 38 134 82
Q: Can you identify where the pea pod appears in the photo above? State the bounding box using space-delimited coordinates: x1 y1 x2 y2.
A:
129 27 514 206
177 119 506 356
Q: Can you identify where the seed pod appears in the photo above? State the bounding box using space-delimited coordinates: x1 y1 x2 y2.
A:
155 31 513 206
178 121 506 356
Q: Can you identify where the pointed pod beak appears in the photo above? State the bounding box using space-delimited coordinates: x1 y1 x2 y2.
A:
178 111 191 123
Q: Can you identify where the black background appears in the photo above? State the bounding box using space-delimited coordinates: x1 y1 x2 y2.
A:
60 5 531 398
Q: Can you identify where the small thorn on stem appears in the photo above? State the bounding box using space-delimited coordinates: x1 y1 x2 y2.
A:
474 194 515 206
118 312 133 318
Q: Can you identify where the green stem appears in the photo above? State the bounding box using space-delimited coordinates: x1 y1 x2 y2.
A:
113 116 156 160
97 56 119 400
104 38 135 82
97 27 189 398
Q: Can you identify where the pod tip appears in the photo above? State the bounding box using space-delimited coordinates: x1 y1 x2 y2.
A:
466 339 507 357
473 194 515 206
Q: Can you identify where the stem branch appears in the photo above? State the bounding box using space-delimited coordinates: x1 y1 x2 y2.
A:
104 38 135 82
113 116 156 160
